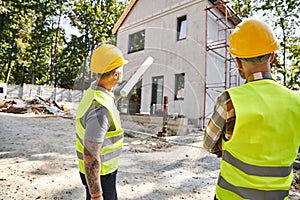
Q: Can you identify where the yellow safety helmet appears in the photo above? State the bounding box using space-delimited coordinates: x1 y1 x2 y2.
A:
90 44 128 73
229 19 279 58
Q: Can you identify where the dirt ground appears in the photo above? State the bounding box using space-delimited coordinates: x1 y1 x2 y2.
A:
0 111 299 200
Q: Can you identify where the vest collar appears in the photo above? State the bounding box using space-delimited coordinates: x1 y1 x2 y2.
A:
246 72 273 83
91 81 114 98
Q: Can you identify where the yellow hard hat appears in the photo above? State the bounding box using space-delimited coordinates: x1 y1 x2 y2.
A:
229 19 279 58
90 44 128 73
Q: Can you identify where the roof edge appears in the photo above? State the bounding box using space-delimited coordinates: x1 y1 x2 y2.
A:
112 0 138 34
113 0 241 34
208 0 241 25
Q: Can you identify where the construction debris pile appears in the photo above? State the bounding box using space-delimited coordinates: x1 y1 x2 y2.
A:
0 96 73 117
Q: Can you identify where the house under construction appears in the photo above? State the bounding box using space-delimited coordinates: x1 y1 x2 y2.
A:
113 0 242 129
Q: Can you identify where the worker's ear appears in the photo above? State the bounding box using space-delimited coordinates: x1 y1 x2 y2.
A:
112 66 123 81
236 58 246 79
112 71 119 80
236 58 243 70
269 52 275 63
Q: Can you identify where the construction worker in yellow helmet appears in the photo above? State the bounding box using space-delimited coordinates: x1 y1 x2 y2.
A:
76 44 128 200
203 18 300 200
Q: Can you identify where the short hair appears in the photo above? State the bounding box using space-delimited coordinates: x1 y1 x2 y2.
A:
96 66 123 79
239 53 271 63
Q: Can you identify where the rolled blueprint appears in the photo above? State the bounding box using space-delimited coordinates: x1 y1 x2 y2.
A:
120 56 154 96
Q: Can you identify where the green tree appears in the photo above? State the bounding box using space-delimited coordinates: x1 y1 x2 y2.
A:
49 0 71 86
0 0 127 89
0 0 30 84
230 0 254 17
68 0 127 90
287 38 300 90
54 35 84 89
27 1 53 85
230 0 300 90
0 0 57 85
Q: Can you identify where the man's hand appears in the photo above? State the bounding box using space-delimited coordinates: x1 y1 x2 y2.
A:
83 140 103 199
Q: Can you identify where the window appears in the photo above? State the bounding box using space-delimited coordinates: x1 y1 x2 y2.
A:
177 15 187 41
128 30 145 53
151 76 164 114
175 73 185 100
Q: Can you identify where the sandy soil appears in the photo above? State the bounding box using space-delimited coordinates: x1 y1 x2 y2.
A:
0 112 299 200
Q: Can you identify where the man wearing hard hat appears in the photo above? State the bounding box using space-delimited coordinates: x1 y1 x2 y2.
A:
76 44 128 200
203 19 300 200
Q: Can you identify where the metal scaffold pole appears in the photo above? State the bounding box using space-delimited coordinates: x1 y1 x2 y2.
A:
203 1 241 128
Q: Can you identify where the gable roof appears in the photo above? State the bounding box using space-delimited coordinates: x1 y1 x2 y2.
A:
112 0 241 35
112 0 138 34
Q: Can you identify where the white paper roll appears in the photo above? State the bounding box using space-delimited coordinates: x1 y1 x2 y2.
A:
120 56 154 96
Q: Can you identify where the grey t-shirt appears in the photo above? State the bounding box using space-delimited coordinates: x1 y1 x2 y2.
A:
82 105 111 143
81 81 125 143
81 83 116 143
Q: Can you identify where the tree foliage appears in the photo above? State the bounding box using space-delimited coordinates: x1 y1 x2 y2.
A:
0 0 127 89
230 0 300 90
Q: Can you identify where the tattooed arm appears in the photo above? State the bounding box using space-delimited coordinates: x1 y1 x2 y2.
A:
83 140 103 200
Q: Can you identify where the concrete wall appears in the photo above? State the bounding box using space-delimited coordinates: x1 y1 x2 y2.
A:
5 84 83 102
121 114 188 136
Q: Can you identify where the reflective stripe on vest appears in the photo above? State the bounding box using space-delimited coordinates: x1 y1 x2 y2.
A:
216 80 300 200
76 133 123 163
75 88 123 175
222 150 293 177
217 175 289 200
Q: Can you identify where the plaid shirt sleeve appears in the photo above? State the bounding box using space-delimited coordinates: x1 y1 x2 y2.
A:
203 72 272 156
203 91 234 157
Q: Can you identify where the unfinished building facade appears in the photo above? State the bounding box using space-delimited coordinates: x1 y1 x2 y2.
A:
113 0 241 128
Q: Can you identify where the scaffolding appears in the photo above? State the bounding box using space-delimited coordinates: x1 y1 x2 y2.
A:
203 0 241 127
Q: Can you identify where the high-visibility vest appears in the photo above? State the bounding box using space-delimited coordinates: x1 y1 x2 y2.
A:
76 88 124 175
216 80 300 200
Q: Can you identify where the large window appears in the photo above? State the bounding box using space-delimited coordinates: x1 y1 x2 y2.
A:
128 30 145 53
177 15 187 41
151 76 164 114
175 73 185 100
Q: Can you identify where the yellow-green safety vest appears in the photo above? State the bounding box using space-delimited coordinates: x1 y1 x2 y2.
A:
76 88 124 175
216 80 300 200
